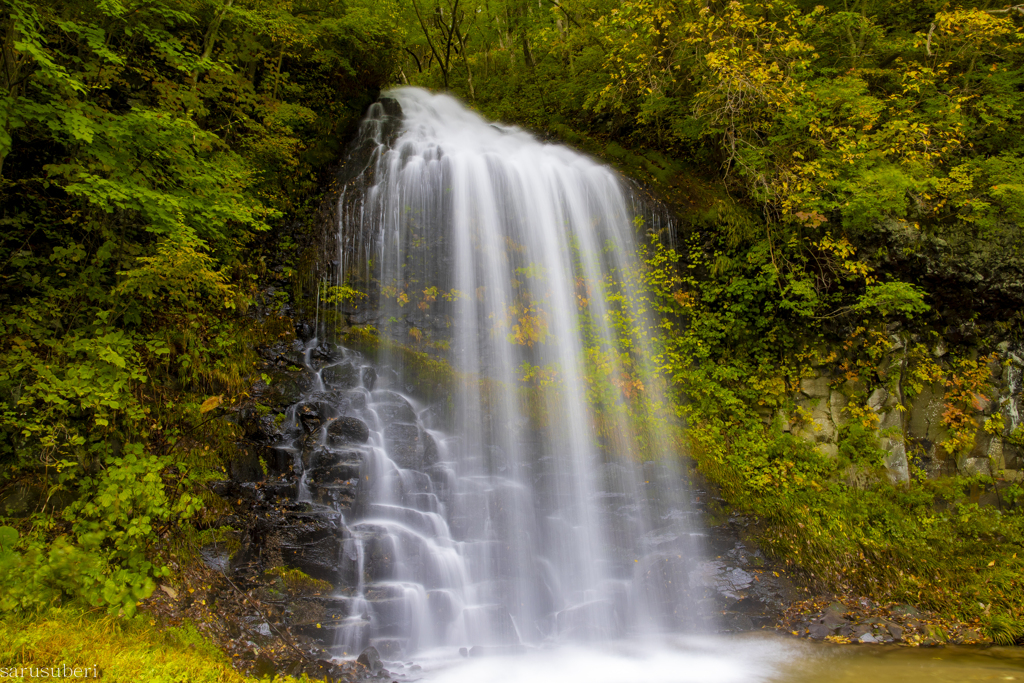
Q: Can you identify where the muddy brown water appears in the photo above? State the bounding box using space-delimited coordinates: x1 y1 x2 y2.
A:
783 640 1024 683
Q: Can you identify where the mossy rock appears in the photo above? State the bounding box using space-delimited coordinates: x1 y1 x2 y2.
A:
265 566 333 596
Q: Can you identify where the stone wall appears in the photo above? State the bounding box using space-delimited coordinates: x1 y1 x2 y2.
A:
776 337 1023 498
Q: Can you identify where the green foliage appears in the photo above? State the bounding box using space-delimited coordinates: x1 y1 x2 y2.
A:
629 236 1024 643
0 0 401 617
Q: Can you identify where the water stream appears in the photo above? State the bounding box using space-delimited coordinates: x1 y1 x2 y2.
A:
314 87 706 660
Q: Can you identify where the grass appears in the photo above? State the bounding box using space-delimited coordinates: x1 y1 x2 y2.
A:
0 606 305 683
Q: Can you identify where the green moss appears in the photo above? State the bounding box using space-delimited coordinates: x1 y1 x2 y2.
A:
264 567 332 596
0 606 306 682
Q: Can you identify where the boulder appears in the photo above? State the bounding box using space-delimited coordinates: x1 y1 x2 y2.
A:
800 375 831 398
369 638 405 660
264 372 315 409
322 362 360 388
327 416 370 444
356 646 382 674
277 516 343 584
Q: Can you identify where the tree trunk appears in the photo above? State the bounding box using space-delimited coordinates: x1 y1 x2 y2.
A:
0 16 30 178
191 0 234 87
522 34 535 68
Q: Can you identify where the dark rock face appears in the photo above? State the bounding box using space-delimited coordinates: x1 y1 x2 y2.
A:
264 372 316 409
297 403 322 434
322 362 360 388
693 502 803 633
277 514 343 584
383 422 421 468
327 416 370 443
309 460 361 484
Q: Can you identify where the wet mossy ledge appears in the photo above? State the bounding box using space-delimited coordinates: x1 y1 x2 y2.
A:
340 326 456 411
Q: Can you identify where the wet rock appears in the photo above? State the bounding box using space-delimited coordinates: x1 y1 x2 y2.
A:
822 603 847 629
383 422 424 469
342 525 396 584
265 372 315 408
239 408 280 441
327 416 370 444
0 484 43 517
356 646 383 674
851 623 872 639
277 516 343 584
292 621 346 640
309 459 361 483
374 402 417 424
958 628 987 644
322 362 360 388
722 613 756 633
423 431 440 464
369 637 405 660
200 544 232 573
311 342 344 364
297 403 322 433
808 622 832 639
361 366 378 391
228 447 266 483
368 597 413 637
261 480 297 502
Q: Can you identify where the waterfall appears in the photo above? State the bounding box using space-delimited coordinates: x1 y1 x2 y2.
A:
326 87 708 659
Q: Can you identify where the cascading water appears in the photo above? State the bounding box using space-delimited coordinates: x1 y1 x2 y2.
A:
320 87 709 663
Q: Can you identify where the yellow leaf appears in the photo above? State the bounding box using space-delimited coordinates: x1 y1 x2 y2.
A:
988 560 996 567
200 395 223 414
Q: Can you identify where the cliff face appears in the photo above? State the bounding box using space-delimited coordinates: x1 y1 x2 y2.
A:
783 338 1023 492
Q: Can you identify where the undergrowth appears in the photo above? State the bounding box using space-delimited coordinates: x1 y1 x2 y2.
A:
0 606 308 682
